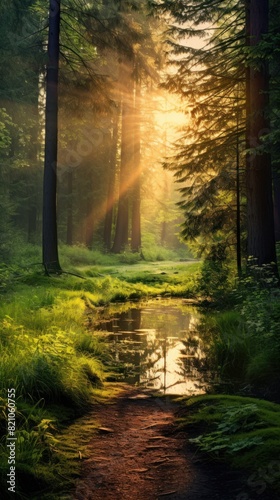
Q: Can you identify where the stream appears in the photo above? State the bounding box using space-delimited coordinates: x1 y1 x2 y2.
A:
96 299 216 395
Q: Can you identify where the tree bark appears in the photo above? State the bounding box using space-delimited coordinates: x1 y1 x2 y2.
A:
104 114 119 250
245 0 277 268
42 0 61 273
131 70 141 253
236 90 242 276
273 166 280 242
272 166 280 241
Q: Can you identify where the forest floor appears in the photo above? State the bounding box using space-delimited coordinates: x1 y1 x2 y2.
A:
71 386 279 500
2 255 280 499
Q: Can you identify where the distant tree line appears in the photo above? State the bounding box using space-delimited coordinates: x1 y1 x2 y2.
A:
0 0 184 272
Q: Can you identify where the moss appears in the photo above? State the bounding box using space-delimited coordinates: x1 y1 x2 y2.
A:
177 394 280 494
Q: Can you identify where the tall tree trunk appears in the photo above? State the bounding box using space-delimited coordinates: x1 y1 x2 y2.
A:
273 166 280 242
131 71 141 253
42 0 61 273
160 173 169 247
245 0 277 268
236 89 242 276
112 66 134 253
104 113 119 250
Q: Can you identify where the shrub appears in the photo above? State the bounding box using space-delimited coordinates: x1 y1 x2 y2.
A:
197 242 232 303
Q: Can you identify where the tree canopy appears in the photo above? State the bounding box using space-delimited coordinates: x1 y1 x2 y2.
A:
0 0 279 273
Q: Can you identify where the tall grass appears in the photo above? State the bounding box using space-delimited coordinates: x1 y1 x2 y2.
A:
198 270 280 391
0 288 107 497
203 311 251 381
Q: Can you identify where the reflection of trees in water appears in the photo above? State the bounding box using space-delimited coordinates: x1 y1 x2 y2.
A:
141 307 192 336
140 335 178 391
94 302 215 392
178 334 217 392
137 308 200 392
97 307 143 384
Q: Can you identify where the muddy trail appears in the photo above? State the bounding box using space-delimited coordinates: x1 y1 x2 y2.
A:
72 387 278 500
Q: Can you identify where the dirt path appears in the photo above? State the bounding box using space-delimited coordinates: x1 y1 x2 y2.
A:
71 387 278 500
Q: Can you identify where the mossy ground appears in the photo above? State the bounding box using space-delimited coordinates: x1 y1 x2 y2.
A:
176 394 280 495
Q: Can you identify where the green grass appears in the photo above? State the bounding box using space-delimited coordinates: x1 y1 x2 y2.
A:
71 261 201 301
198 311 251 381
0 286 107 498
2 245 280 497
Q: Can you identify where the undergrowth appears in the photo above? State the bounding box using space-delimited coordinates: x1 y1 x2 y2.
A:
196 265 280 392
177 395 280 495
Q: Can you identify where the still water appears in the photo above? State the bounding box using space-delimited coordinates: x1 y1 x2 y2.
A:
96 299 214 395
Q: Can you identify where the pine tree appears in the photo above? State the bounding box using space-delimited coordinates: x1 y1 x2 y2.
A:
153 0 278 272
155 0 246 261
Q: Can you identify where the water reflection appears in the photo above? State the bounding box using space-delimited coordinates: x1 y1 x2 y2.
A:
96 300 214 395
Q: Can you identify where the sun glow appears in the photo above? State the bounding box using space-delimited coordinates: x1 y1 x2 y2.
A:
153 94 189 144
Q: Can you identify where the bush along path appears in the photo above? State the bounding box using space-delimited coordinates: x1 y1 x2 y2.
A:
70 386 280 500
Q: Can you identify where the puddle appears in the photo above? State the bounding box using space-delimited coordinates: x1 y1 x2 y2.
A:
96 299 215 395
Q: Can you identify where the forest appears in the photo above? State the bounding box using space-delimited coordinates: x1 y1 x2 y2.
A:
1 0 280 499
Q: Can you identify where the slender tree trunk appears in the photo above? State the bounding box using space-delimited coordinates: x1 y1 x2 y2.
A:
236 142 242 276
42 0 61 273
161 173 169 247
273 166 280 242
245 0 277 268
104 114 119 250
131 72 141 253
236 91 242 276
112 67 134 253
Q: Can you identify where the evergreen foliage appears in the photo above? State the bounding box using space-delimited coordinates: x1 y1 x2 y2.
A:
153 0 246 261
153 0 280 271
